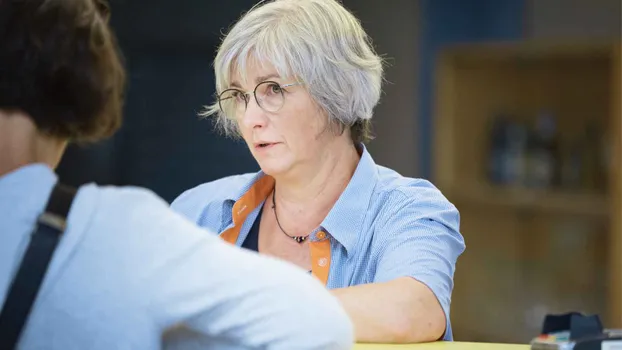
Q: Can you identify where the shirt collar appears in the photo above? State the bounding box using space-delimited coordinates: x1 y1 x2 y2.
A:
0 163 58 216
228 171 273 204
228 144 379 254
320 144 378 253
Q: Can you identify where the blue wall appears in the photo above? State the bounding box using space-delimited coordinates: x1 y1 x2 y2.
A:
57 1 260 202
418 0 525 179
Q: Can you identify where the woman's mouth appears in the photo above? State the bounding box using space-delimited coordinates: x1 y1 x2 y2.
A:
255 142 279 150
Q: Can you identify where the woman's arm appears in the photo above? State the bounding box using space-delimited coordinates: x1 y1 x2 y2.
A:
333 187 465 343
332 277 445 343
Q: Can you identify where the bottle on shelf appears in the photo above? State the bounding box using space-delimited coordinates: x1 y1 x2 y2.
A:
525 110 560 189
581 121 608 193
559 134 583 190
487 114 528 187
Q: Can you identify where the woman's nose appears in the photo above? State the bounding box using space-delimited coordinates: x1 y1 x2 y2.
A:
240 95 268 129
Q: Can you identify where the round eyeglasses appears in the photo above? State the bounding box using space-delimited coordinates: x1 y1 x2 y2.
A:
217 81 303 118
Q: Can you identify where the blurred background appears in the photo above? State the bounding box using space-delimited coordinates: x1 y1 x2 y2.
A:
56 0 622 344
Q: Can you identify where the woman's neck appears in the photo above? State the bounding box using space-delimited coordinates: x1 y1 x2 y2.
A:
271 141 360 232
0 111 67 177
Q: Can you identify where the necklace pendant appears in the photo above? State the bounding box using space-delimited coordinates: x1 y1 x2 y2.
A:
293 236 307 243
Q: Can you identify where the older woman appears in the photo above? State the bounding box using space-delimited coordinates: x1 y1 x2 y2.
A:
172 0 465 344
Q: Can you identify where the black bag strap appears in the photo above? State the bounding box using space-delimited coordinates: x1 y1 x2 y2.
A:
0 182 77 349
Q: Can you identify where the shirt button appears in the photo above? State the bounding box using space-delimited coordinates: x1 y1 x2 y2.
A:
318 258 328 267
316 231 326 240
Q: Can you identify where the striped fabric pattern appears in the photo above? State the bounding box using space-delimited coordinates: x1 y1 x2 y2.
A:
171 145 466 340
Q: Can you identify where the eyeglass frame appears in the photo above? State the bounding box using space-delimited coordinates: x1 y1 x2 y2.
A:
217 81 304 117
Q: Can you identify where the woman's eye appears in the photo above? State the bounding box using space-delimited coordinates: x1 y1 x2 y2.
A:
233 92 245 102
269 84 282 94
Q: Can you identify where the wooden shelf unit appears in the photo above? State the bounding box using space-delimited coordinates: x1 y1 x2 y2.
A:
433 42 621 343
450 185 608 218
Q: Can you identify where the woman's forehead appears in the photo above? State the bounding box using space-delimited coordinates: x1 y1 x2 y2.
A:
229 55 291 89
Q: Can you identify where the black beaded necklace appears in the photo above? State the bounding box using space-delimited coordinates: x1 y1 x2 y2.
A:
271 187 309 243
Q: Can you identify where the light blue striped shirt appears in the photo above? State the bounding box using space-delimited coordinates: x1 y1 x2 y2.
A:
0 164 353 350
171 145 466 340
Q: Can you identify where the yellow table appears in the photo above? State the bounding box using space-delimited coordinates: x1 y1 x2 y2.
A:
354 341 529 349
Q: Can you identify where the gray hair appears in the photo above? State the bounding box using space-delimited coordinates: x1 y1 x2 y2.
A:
201 0 384 142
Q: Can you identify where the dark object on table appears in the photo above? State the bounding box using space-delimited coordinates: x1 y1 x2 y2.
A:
531 312 622 350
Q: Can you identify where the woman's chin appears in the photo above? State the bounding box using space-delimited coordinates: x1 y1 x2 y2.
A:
258 160 293 178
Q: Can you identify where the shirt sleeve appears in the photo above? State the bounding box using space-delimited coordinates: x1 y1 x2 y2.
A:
140 202 354 350
372 185 466 340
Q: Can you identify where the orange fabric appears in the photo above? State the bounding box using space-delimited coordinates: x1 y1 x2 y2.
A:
220 176 275 244
220 176 332 286
309 236 331 285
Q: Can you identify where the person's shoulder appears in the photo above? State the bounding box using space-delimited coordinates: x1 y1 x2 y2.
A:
80 183 215 242
86 183 180 223
370 165 461 237
370 164 464 249
170 172 258 222
374 165 456 211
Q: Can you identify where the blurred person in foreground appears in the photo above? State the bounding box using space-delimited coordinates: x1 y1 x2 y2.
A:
172 0 466 344
0 0 354 349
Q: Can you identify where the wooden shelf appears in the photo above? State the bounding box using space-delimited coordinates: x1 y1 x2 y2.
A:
433 41 621 343
448 186 609 217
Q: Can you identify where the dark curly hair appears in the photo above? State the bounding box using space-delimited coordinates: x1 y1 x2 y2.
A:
0 0 125 142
